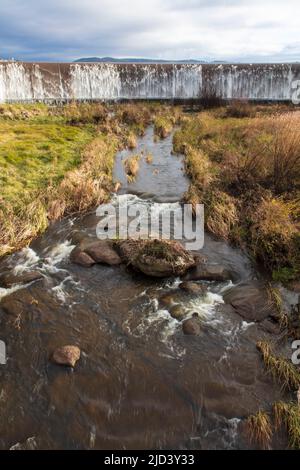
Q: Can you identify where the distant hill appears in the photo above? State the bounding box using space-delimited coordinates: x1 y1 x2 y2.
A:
74 57 211 64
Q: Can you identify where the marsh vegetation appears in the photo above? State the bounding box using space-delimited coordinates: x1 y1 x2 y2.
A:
173 102 300 284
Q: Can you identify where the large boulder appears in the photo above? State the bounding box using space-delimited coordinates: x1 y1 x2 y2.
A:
0 271 43 288
51 345 81 367
183 263 231 282
223 281 278 322
118 239 195 278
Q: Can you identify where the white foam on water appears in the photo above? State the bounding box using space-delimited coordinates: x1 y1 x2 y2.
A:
52 275 82 304
43 241 74 268
8 242 74 277
219 280 235 293
52 281 69 303
12 248 40 274
0 282 30 301
187 291 225 319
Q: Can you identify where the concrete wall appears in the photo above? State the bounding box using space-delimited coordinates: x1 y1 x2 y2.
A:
0 61 299 102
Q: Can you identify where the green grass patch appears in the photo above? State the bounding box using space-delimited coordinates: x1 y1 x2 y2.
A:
0 119 94 204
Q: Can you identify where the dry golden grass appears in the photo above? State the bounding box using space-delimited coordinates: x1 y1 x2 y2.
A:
269 113 300 193
0 198 48 257
248 195 298 271
48 135 116 217
206 191 238 239
64 102 107 125
246 411 272 449
175 108 300 281
154 115 174 138
127 132 138 149
118 103 152 135
185 147 217 189
225 100 256 118
257 341 300 390
273 401 300 449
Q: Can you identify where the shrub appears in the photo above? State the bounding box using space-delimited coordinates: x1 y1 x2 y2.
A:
225 100 256 118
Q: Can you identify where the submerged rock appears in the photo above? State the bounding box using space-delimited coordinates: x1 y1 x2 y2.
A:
0 289 36 316
0 271 43 288
182 316 201 335
179 281 207 295
183 263 231 282
118 239 195 277
169 304 186 320
223 281 278 322
52 345 81 367
159 293 177 307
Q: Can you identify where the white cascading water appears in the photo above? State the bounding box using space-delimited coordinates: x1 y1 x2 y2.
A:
0 61 298 102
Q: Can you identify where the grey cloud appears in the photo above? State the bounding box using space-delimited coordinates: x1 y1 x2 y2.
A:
0 0 299 62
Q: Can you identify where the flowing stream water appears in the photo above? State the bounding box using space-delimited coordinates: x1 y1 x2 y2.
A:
0 126 290 449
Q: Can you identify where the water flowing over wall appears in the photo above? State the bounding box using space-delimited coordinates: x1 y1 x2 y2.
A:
0 61 299 102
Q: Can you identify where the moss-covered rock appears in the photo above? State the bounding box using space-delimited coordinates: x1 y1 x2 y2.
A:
118 239 195 277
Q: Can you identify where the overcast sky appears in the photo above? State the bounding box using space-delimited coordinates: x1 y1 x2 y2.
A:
0 0 299 62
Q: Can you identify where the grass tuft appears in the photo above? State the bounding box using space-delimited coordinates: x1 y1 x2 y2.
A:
123 155 140 182
257 341 300 390
273 401 300 449
246 411 272 449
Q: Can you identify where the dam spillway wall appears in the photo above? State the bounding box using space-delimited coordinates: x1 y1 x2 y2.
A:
0 61 299 102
